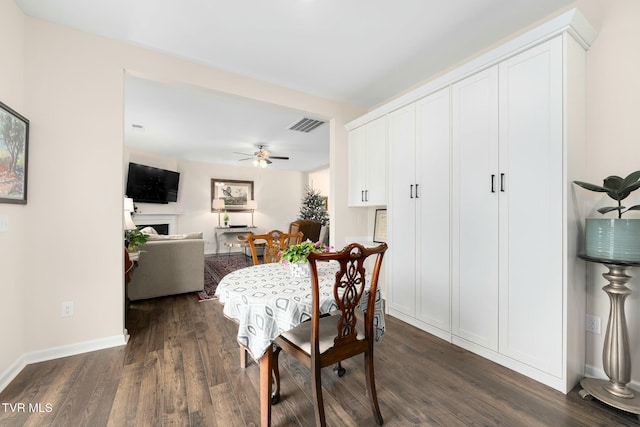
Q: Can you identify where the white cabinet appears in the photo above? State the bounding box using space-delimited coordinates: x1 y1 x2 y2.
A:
346 9 593 393
451 66 500 351
452 35 582 386
347 116 387 207
388 88 450 339
497 38 564 376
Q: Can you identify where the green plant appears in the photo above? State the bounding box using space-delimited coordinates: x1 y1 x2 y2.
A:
223 212 229 222
280 240 332 264
125 228 149 252
574 170 640 218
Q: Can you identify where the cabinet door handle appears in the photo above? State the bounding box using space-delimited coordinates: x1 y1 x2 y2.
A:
361 190 364 202
410 184 414 198
365 190 369 202
415 183 420 198
500 173 505 192
491 175 496 193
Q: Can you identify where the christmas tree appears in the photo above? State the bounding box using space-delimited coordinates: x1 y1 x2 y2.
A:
299 187 329 226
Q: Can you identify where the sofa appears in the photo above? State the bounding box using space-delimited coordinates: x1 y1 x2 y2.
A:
127 231 205 301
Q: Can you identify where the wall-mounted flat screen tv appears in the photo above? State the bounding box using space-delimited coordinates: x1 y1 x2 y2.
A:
126 162 180 204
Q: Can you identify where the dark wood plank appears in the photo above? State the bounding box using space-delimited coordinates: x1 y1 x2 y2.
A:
2 292 639 426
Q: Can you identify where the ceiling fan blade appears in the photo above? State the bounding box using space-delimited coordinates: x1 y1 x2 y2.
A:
265 158 272 164
233 152 253 156
269 156 289 160
237 157 253 161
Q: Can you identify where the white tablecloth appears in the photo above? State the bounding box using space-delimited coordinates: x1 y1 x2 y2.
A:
215 261 385 361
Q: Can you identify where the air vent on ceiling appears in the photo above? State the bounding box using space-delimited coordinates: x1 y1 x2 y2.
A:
289 117 325 133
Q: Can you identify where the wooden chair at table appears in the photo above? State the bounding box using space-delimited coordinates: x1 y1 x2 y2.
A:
247 229 303 266
268 242 388 427
238 229 304 368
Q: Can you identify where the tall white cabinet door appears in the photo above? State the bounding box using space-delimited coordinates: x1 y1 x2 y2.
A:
452 66 500 350
415 88 451 332
388 103 417 317
365 117 388 206
498 37 563 376
348 125 367 206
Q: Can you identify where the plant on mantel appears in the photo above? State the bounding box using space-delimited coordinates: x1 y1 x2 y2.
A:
573 170 640 262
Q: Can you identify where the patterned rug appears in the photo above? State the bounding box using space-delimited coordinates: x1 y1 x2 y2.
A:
197 253 251 301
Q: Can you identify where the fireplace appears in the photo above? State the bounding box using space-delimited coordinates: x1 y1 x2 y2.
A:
133 214 178 235
141 224 169 235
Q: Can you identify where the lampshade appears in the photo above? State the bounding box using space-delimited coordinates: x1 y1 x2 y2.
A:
124 197 136 230
246 200 257 210
212 199 225 211
124 197 135 212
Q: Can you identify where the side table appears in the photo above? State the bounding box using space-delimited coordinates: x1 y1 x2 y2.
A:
578 254 640 418
214 226 257 254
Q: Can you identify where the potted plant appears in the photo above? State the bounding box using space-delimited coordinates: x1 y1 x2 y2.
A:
223 212 229 227
125 228 150 254
280 240 333 277
574 170 640 262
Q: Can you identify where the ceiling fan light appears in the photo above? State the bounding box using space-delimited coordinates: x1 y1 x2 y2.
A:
259 159 267 168
253 159 259 167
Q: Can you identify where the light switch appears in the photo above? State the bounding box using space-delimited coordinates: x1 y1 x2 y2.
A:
0 214 8 232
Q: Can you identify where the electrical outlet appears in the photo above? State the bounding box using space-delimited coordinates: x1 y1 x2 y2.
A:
61 301 74 317
585 314 601 334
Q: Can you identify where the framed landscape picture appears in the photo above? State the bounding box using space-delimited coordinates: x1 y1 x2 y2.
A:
211 178 254 212
0 101 29 204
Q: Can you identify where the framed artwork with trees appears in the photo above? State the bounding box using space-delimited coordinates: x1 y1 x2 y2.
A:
0 101 29 204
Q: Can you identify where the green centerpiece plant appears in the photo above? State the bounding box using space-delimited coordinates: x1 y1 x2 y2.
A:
125 228 149 253
574 170 640 262
280 240 333 277
279 240 332 264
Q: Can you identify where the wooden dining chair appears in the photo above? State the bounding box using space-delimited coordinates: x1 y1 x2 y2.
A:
270 242 388 427
238 229 305 369
247 229 303 266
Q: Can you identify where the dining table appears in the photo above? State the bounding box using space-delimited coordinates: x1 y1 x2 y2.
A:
215 260 386 426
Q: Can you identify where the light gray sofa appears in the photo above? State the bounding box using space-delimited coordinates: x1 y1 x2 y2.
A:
127 232 205 301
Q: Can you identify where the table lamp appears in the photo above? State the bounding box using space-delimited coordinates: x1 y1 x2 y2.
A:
212 199 225 227
247 200 257 227
124 197 136 230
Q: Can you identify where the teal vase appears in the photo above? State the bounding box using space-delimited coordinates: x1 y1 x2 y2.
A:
585 218 640 262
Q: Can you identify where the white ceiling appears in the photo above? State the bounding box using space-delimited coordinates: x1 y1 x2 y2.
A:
16 0 574 171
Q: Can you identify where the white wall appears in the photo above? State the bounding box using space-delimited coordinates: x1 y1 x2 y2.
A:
126 146 306 253
0 0 26 388
575 0 640 382
0 8 363 389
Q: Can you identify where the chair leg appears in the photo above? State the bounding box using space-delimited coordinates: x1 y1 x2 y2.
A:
364 351 383 425
240 347 247 369
333 361 346 377
311 363 327 427
271 345 281 404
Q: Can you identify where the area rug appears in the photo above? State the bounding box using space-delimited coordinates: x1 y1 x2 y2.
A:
197 253 250 301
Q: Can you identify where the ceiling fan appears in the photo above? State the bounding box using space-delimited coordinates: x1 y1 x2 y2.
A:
234 144 290 167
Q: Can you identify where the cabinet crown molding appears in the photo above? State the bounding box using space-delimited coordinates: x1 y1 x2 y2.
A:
346 8 596 131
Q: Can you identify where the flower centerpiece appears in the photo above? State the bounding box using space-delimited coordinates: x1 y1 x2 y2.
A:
280 240 333 277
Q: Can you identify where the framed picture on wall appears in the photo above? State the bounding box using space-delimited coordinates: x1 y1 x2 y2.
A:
0 101 29 204
211 178 254 212
373 208 387 243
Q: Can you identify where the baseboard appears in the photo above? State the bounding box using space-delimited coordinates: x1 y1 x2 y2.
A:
0 334 127 393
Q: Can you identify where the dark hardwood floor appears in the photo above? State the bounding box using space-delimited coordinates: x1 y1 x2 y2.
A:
1 293 638 426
